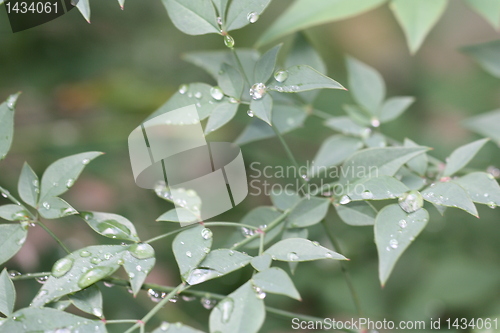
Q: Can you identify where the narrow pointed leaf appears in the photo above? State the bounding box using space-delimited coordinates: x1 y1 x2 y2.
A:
250 93 273 125
18 163 39 209
265 238 347 262
226 0 272 31
0 93 19 161
310 135 363 177
324 116 371 137
252 267 301 300
254 44 282 84
379 96 415 122
269 65 345 93
464 0 500 30
205 102 239 134
346 56 385 114
454 172 500 206
173 225 213 279
75 0 91 23
335 201 377 226
0 223 28 265
286 197 330 228
443 139 489 177
463 41 500 78
162 0 219 35
421 182 478 217
375 204 429 285
80 211 140 242
157 208 199 223
0 268 15 316
462 109 500 145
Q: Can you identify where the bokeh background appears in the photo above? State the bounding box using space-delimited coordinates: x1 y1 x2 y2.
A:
1 1 500 332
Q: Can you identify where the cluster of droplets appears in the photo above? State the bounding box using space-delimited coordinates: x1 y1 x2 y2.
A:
241 227 255 238
252 285 266 299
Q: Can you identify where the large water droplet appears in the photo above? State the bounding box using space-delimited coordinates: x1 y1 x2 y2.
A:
219 298 234 323
247 109 254 117
287 252 299 261
361 190 374 199
8 270 21 278
274 70 288 83
487 201 496 209
36 275 48 284
66 179 75 188
78 266 114 289
247 11 259 23
389 239 399 249
224 35 235 48
42 202 50 210
186 268 220 285
52 258 74 278
370 118 380 127
80 250 91 257
201 228 213 240
129 243 155 259
398 190 424 213
160 322 170 331
90 257 101 265
249 83 266 100
147 288 163 303
210 86 224 101
339 195 351 205
6 94 19 110
398 219 407 229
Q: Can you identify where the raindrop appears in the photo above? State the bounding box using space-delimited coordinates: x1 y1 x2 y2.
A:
103 281 114 288
66 179 75 188
224 35 235 48
220 298 234 323
370 118 380 127
42 202 50 210
228 97 238 104
361 190 374 199
160 322 170 331
339 195 351 205
103 253 112 260
136 265 142 272
398 219 407 229
178 84 188 94
1 192 7 198
252 285 266 299
312 241 320 246
81 158 90 165
274 70 288 83
186 251 193 258
169 295 178 303
487 202 496 209
217 16 222 25
6 94 18 110
247 11 259 23
147 288 163 303
389 239 399 249
182 295 196 302
247 110 254 117
78 266 114 289
398 190 424 213
201 228 213 240
52 258 74 278
36 276 48 284
287 252 299 261
194 91 202 99
201 297 217 309
117 259 124 265
241 227 255 238
186 268 220 285
8 270 21 277
90 257 102 265
210 86 224 101
249 83 266 100
129 243 155 259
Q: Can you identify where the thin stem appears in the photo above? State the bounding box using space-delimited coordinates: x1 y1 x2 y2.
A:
124 283 187 333
105 320 139 324
321 219 363 318
144 225 196 244
38 220 71 254
230 211 289 251
270 124 308 189
311 108 333 120
258 232 265 255
0 185 23 206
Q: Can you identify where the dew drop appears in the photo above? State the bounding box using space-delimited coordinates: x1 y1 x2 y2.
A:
194 91 202 99
42 202 50 210
182 295 196 302
398 219 407 229
247 11 259 23
287 252 299 261
66 179 75 188
247 109 254 117
186 251 192 258
8 270 21 278
78 266 114 289
220 298 234 323
370 118 380 127
201 228 213 240
252 285 266 299
361 190 374 199
241 227 255 238
224 35 235 48
36 275 49 284
129 243 155 259
178 84 188 94
160 322 170 331
82 158 90 165
389 239 399 249
487 201 496 209
274 70 288 83
52 258 74 278
6 94 19 110
339 195 351 205
398 190 424 213
228 97 238 104
217 16 222 25
201 297 217 309
325 252 333 258
249 83 266 100
210 86 224 101
90 257 102 265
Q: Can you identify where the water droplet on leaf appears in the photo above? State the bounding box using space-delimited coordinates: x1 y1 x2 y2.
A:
398 190 424 213
52 258 74 278
129 243 155 259
249 83 266 100
78 266 114 289
247 11 259 23
274 70 288 83
224 35 235 48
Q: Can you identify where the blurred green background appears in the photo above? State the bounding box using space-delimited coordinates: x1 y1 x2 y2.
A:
1 1 500 332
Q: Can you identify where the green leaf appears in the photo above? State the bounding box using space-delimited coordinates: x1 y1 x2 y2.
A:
18 162 39 209
346 176 410 201
153 322 205 333
421 182 478 217
443 138 489 177
286 197 330 228
0 204 30 221
252 267 301 300
0 93 19 161
251 253 272 272
157 208 200 223
256 0 387 47
75 0 91 23
390 0 448 54
379 96 415 122
32 244 154 306
39 152 103 204
463 41 500 78
0 268 15 316
398 166 427 190
254 44 282 84
339 146 429 184
0 223 28 265
269 65 345 93
162 0 219 35
147 83 228 121
218 63 244 98
335 201 377 226
285 34 327 104
80 212 140 242
173 225 213 280
37 197 78 219
226 0 272 31
404 138 428 176
185 249 251 285
343 104 372 126
235 102 306 144
464 0 500 30
250 94 273 125
462 109 500 145
265 238 347 262
270 188 300 211
68 285 103 318
375 204 429 286
281 228 308 274
213 0 229 20
310 135 364 177
346 56 385 114
454 172 500 206
118 0 125 9
364 132 387 148
324 116 371 138
1 307 107 332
